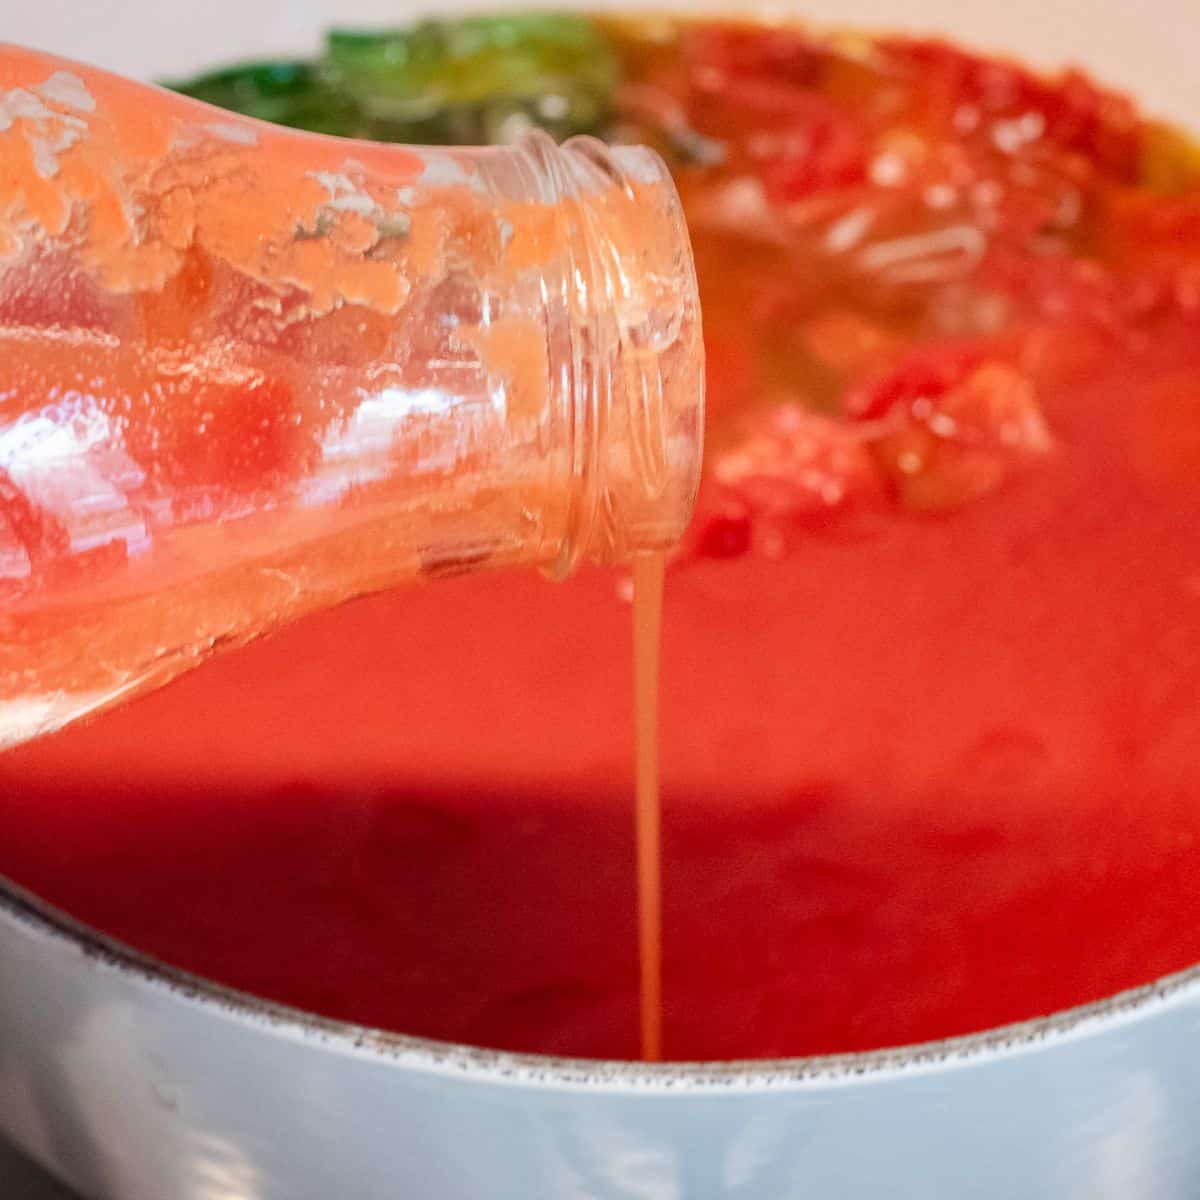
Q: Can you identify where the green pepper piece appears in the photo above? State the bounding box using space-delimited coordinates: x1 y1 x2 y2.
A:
164 60 364 138
324 13 619 142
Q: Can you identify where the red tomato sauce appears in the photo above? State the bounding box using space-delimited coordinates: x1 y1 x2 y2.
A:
2 19 1200 1060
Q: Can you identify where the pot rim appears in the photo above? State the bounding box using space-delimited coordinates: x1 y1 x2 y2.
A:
4 870 1198 1094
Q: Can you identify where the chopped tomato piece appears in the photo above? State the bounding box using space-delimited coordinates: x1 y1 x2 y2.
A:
872 426 1006 512
711 405 882 523
884 38 1141 181
844 341 991 420
689 504 753 560
683 25 825 89
871 358 1052 512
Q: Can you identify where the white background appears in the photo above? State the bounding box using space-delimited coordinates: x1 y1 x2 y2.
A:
3 0 1199 125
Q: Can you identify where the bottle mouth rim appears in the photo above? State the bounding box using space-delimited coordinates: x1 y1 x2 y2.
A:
531 131 705 571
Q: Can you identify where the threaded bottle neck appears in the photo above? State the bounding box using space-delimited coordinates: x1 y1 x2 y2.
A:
507 132 705 574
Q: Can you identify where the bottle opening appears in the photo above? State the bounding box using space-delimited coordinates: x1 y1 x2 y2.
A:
517 132 705 572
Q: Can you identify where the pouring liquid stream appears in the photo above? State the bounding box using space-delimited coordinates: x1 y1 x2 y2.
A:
632 550 666 1062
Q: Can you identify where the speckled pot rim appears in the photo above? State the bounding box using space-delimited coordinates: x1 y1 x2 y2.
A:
4 870 1199 1094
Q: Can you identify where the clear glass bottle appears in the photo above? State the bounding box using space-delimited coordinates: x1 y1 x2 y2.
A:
0 48 704 747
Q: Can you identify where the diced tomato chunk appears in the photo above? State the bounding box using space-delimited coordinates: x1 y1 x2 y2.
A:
872 427 1006 513
844 342 990 420
683 25 825 89
680 24 868 203
934 361 1053 456
757 113 867 203
868 357 1053 512
690 506 753 560
711 405 882 523
883 38 1141 180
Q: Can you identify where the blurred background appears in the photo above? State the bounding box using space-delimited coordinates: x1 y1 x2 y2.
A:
5 0 1195 122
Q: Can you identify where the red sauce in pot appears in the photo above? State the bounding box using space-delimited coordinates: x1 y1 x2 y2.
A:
2 18 1200 1060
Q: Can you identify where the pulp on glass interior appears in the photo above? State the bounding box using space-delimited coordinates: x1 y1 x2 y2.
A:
0 47 704 747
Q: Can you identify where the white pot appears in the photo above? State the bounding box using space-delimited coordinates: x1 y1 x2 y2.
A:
2 3 1198 1198
5 882 1200 1198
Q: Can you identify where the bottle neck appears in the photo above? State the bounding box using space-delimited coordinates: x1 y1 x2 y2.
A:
473 132 704 575
523 134 704 573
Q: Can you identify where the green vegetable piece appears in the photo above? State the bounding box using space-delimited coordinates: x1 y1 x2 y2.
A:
163 13 621 147
324 13 619 141
164 60 363 138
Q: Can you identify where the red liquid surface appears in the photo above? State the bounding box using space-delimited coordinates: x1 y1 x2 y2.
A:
3 324 1200 1060
3 19 1200 1060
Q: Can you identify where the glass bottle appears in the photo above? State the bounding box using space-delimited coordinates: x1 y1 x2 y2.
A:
0 47 704 747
